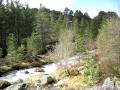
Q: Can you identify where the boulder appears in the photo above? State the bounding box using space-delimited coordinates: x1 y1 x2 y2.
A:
5 83 27 90
47 76 56 84
102 76 118 90
30 62 42 67
13 79 23 84
34 80 41 87
41 76 56 85
35 68 44 72
66 68 79 76
24 75 42 85
12 63 29 70
0 80 11 89
0 66 12 76
25 71 29 74
24 85 42 90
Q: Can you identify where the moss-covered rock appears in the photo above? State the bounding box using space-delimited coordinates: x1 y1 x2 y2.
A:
0 80 11 89
66 68 79 76
30 62 42 67
12 63 30 70
0 66 12 75
35 68 44 72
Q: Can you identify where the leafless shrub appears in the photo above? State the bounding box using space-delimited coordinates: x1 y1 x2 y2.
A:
49 30 75 63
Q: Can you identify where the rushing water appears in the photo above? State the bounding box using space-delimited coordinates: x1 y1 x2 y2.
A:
0 56 80 83
0 64 57 82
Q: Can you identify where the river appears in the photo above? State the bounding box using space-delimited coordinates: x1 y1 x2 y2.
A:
0 56 80 83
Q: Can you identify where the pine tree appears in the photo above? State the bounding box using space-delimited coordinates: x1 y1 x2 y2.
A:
7 33 17 57
16 44 26 60
73 34 85 53
33 10 52 54
27 31 41 56
0 48 2 57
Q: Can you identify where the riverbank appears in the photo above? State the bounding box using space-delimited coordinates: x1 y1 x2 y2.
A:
1 52 120 90
0 54 87 89
0 55 51 76
0 55 81 89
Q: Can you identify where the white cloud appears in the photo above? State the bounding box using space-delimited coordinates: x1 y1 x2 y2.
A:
20 0 75 11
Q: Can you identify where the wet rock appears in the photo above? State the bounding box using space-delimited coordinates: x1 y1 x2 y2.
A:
25 71 29 74
25 85 42 90
20 83 27 89
35 68 44 72
44 85 61 90
4 83 27 90
13 79 23 84
41 76 56 85
0 80 11 89
47 76 56 84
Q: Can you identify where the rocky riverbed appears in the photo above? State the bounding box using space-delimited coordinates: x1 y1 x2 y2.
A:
0 53 120 90
0 56 80 90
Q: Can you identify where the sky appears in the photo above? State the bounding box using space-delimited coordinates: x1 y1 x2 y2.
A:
18 0 119 18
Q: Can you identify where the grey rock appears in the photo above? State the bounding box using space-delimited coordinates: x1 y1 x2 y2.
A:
0 80 11 89
4 83 27 90
102 76 118 90
47 76 55 84
12 79 23 84
35 68 45 72
41 76 56 85
25 71 29 74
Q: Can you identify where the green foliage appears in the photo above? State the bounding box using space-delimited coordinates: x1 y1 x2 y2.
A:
73 16 93 53
6 34 18 64
32 9 52 54
6 33 26 62
0 0 35 57
73 34 85 53
83 59 102 86
97 19 120 76
16 44 26 60
7 34 17 57
27 31 42 56
91 11 118 39
0 48 2 57
0 0 118 58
